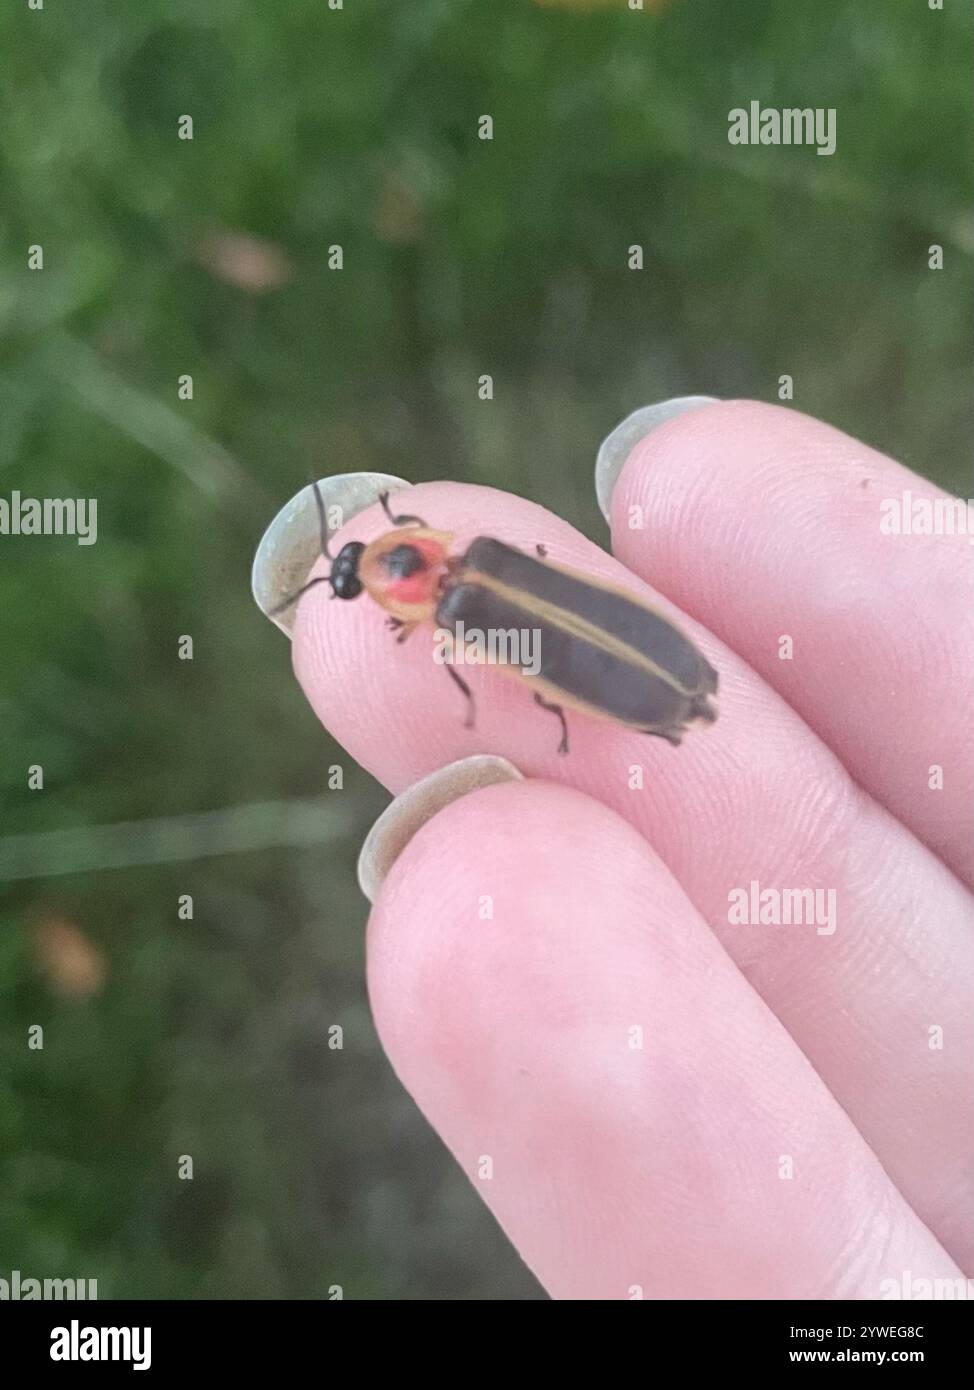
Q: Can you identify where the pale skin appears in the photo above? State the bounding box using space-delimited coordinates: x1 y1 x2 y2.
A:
290 401 974 1298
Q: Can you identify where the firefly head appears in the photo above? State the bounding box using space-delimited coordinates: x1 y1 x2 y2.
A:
329 541 366 600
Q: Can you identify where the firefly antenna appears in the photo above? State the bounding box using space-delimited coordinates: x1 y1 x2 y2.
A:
267 481 336 615
311 480 334 560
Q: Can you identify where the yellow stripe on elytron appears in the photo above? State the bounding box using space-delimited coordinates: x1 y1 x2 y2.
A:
460 567 695 696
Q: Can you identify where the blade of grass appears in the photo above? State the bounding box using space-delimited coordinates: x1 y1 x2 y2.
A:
41 332 267 505
0 797 347 880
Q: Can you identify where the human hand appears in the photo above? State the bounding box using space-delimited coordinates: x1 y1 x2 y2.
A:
255 398 973 1299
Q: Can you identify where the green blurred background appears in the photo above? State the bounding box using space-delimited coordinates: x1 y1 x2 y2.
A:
0 0 970 1299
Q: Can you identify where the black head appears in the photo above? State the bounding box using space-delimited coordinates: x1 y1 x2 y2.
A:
329 540 365 600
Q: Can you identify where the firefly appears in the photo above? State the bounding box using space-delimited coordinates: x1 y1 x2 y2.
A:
272 486 718 754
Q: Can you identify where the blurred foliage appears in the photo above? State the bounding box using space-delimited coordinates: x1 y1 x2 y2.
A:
0 0 970 1299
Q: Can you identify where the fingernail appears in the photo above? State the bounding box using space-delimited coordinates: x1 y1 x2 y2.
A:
357 755 523 903
594 397 720 521
252 472 412 636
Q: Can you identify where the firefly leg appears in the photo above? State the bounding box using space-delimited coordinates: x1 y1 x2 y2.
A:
445 663 476 729
642 726 683 747
379 490 427 528
386 618 418 645
269 573 332 616
533 692 569 755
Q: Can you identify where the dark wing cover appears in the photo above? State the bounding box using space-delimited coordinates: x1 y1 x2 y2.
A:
460 538 715 694
436 582 689 726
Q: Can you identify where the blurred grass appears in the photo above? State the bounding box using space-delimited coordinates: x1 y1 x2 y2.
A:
0 0 970 1298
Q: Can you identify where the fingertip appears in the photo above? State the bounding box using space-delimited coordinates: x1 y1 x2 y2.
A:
609 398 800 532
